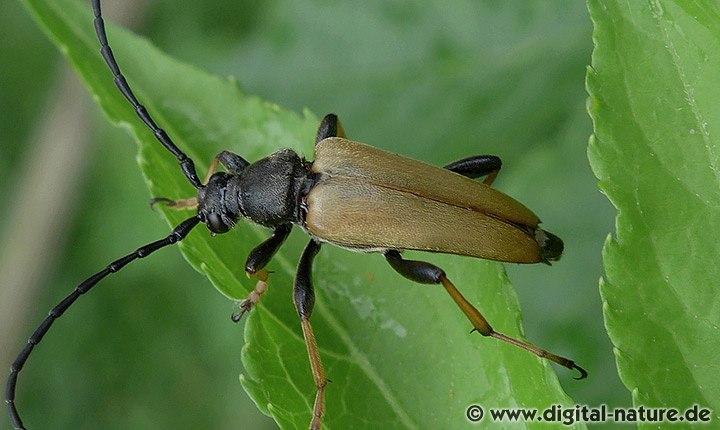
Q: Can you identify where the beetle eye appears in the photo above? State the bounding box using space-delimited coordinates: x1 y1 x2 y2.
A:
206 212 229 234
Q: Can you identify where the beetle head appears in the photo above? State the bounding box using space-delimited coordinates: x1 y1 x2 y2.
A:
197 172 240 234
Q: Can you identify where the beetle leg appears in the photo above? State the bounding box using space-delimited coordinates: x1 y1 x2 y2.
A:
232 269 269 322
295 239 327 430
315 113 347 144
245 224 293 274
149 196 198 210
444 155 502 185
232 225 293 321
203 150 250 183
384 250 587 379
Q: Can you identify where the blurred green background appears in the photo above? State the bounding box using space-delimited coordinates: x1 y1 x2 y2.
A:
0 0 620 429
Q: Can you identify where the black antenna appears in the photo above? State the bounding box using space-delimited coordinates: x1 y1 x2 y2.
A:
5 216 201 430
91 0 202 189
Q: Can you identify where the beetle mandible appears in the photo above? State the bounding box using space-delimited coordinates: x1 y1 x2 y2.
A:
5 1 587 429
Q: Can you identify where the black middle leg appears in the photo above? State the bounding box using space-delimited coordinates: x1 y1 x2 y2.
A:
294 239 328 430
384 250 587 379
444 155 502 185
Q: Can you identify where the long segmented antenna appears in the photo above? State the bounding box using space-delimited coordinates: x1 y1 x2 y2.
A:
91 0 202 189
5 216 201 430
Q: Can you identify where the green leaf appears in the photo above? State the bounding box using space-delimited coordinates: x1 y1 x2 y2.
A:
27 0 584 428
587 0 720 425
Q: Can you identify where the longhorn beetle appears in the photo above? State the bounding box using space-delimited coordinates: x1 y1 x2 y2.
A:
6 1 587 429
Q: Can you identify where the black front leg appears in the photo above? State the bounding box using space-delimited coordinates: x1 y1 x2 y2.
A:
202 150 251 184
245 224 292 274
215 150 250 175
231 225 292 322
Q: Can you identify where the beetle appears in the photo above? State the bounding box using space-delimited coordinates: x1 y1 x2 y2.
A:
5 1 587 429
